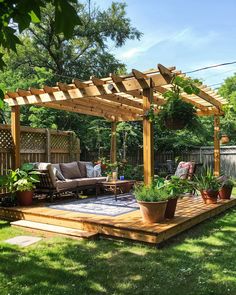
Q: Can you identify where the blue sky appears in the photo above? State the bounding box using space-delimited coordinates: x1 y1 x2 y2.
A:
97 0 236 88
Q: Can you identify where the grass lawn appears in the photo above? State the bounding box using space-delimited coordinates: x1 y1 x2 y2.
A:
0 208 236 295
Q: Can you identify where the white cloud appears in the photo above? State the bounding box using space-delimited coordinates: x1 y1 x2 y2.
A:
114 27 218 61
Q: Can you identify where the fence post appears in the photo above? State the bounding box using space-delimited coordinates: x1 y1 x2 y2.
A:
46 128 51 162
69 132 74 161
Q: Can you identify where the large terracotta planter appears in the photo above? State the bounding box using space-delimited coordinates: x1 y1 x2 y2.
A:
138 200 167 223
17 191 33 206
219 186 233 200
200 190 218 204
165 197 178 219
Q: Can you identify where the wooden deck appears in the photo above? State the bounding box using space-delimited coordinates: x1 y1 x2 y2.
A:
1 196 236 244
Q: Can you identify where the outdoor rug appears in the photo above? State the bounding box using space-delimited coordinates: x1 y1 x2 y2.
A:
48 194 139 217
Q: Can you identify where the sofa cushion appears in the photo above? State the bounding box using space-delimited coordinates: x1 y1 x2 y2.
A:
60 162 82 179
75 178 98 186
55 179 78 192
51 164 66 181
78 161 92 178
75 177 107 187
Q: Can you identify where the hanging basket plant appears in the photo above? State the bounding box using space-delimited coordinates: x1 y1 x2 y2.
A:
157 76 201 130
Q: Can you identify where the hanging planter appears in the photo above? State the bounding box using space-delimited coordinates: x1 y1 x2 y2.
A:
157 76 201 131
220 134 230 144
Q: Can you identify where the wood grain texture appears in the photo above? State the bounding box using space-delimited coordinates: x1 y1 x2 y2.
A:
1 196 235 244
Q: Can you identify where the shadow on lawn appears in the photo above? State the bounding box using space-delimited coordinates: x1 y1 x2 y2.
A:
0 209 236 295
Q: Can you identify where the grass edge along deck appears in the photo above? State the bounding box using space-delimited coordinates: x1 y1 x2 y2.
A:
0 197 236 244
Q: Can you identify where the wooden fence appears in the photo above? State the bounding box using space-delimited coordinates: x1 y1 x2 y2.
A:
153 146 236 178
0 124 80 177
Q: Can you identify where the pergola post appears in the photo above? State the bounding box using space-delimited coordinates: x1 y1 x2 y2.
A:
110 121 117 163
143 86 154 185
213 115 220 176
11 106 21 169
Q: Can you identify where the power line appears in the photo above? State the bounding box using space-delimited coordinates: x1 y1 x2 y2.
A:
185 61 236 74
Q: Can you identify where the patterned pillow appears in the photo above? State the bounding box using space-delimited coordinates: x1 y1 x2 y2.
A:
94 164 101 177
86 163 95 178
175 167 189 179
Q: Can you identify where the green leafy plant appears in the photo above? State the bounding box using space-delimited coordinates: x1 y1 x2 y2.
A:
0 163 39 193
134 183 169 202
134 176 188 202
218 175 235 188
194 169 221 192
157 77 201 130
162 176 192 198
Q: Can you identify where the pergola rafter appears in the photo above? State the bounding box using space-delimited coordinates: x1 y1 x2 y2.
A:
4 63 227 183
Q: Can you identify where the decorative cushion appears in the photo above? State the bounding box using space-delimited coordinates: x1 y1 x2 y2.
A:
51 164 66 181
177 161 195 179
86 163 95 178
94 164 102 177
175 167 189 179
60 162 82 179
78 161 93 178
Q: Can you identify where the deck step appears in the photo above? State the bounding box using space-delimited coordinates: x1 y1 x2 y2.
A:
11 220 98 239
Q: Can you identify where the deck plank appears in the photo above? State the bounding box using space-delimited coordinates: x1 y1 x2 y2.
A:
1 196 236 244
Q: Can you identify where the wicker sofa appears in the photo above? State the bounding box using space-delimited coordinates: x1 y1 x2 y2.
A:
34 161 106 201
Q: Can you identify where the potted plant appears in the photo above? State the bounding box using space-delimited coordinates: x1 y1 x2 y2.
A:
194 169 221 204
0 163 39 206
157 76 201 130
164 176 191 219
134 179 169 223
218 176 234 200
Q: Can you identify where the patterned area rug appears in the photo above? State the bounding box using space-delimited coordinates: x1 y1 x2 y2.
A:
49 194 139 216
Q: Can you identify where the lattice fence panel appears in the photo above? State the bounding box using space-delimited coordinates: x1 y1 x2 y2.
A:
0 128 14 150
21 131 46 151
51 134 69 151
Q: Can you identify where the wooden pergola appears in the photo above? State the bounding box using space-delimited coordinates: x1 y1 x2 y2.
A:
4 64 227 184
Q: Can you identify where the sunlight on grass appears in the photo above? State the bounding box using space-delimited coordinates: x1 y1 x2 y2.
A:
0 209 236 294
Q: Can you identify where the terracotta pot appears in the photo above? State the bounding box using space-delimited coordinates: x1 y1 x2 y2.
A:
200 190 218 204
220 134 229 144
138 200 167 223
219 186 233 200
17 191 33 206
165 197 178 219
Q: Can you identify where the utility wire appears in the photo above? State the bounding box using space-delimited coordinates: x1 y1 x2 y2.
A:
184 61 236 74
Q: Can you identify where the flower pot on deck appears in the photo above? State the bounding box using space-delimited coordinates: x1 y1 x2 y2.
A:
219 186 233 200
165 197 178 219
17 191 33 206
200 190 218 204
138 200 167 223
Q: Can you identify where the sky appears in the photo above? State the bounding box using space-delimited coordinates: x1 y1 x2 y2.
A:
96 0 236 88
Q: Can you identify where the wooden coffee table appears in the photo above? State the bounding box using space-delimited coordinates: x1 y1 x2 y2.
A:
100 180 135 201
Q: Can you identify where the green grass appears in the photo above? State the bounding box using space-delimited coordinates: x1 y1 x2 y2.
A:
0 208 236 295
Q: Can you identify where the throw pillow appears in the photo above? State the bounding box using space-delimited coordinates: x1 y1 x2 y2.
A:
78 161 93 178
94 164 102 177
175 167 189 179
60 162 82 179
86 163 95 178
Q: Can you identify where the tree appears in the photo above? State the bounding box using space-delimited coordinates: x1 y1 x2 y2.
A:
0 0 81 104
218 75 236 143
0 1 142 159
